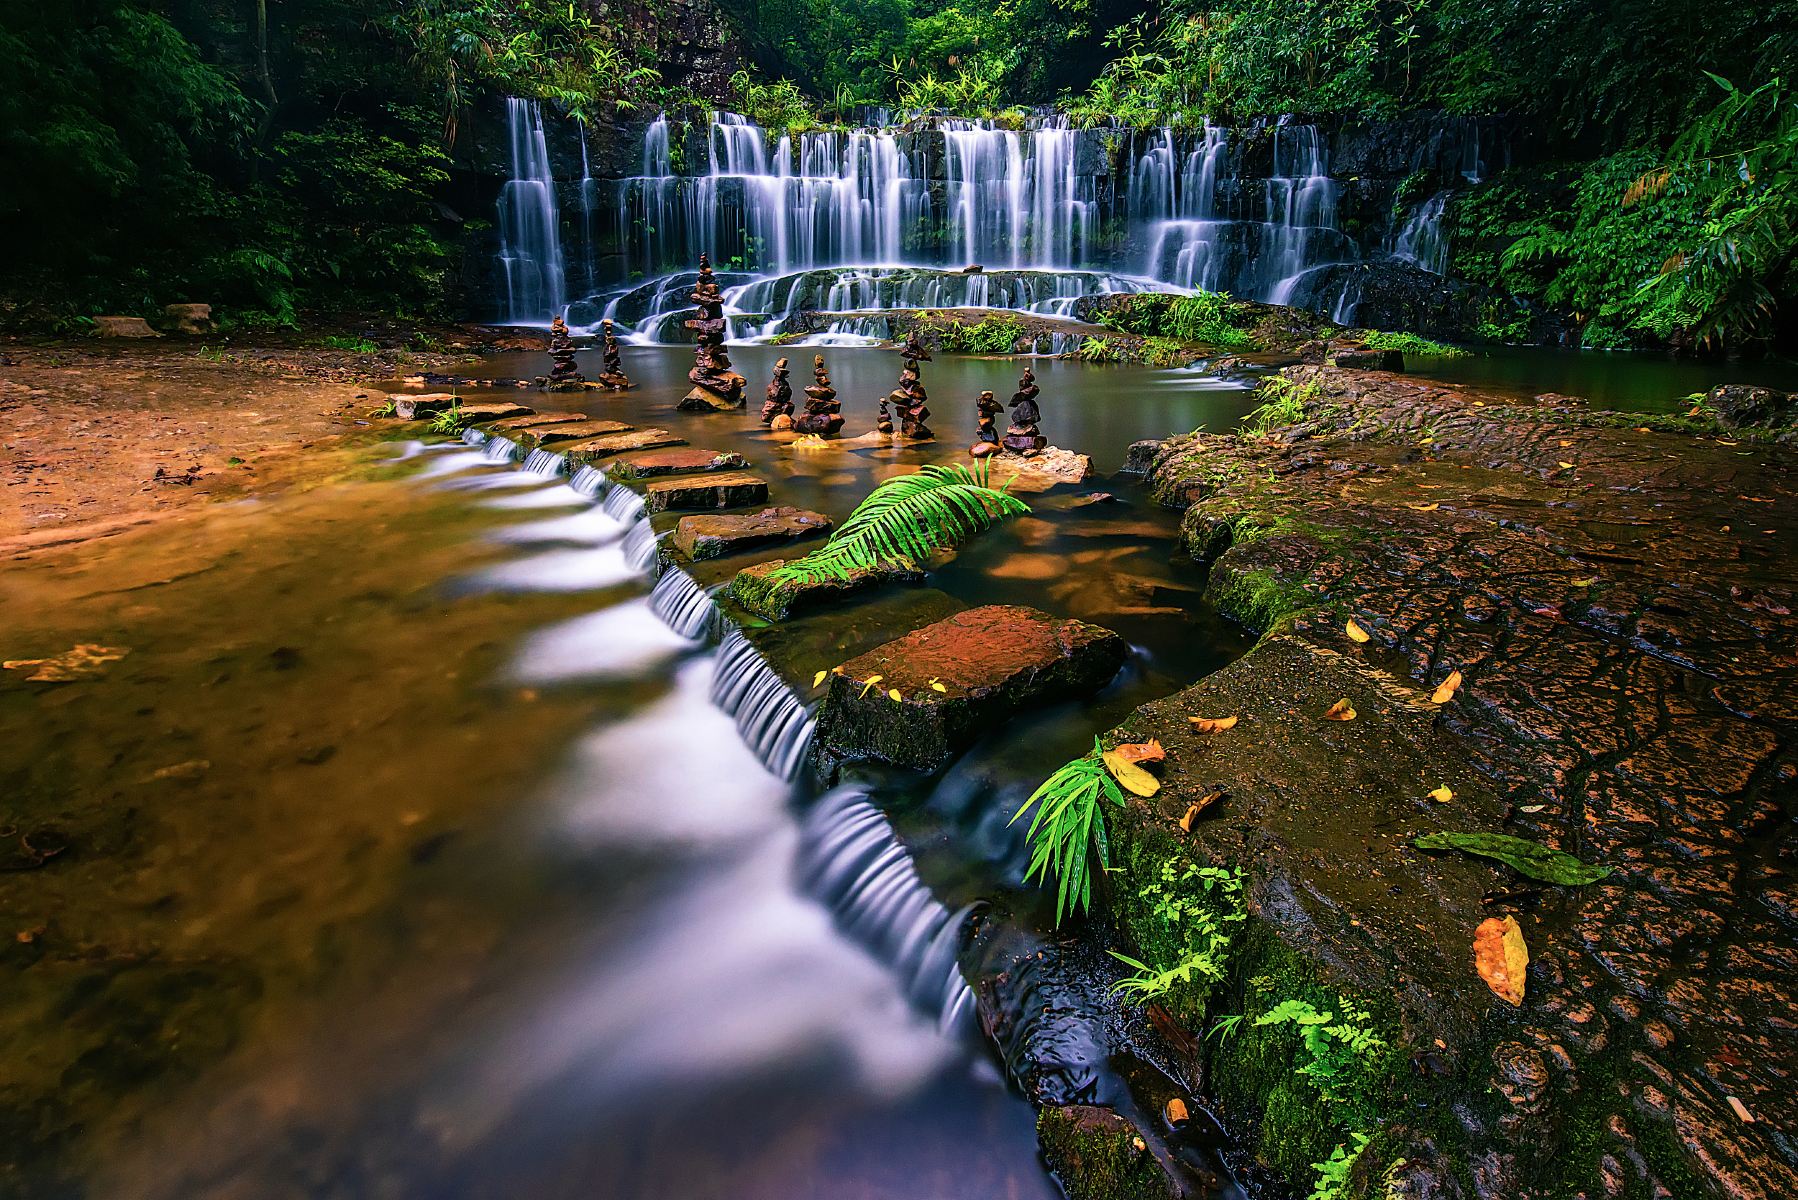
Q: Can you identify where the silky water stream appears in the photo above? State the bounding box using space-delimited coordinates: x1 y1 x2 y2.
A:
1 349 1262 1199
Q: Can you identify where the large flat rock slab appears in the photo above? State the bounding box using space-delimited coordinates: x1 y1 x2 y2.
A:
1105 363 1798 1199
671 506 832 561
643 472 769 513
517 418 634 448
559 430 686 465
984 446 1094 493
815 604 1127 773
610 448 749 480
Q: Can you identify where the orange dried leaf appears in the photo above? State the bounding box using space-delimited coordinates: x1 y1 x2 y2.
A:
1112 739 1166 766
1474 915 1528 1006
1165 1098 1190 1125
1323 697 1356 721
1345 619 1370 643
1180 792 1224 831
1430 670 1463 705
1188 715 1239 734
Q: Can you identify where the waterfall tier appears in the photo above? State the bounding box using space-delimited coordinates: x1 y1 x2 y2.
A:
494 104 1501 339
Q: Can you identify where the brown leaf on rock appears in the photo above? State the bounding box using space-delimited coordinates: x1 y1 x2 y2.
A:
1188 715 1239 734
1322 697 1356 721
1430 670 1463 705
1165 1098 1190 1125
1474 915 1528 1006
1180 791 1223 831
1112 739 1166 766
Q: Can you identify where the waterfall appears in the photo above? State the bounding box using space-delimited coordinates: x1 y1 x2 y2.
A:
568 464 610 499
648 569 718 640
797 787 975 1033
512 108 1478 339
497 98 567 323
521 447 566 476
1392 192 1451 275
711 629 816 781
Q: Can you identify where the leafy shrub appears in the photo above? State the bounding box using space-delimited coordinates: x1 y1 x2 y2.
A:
928 313 1024 354
1012 740 1127 924
1099 292 1257 348
1357 330 1468 357
1074 335 1124 362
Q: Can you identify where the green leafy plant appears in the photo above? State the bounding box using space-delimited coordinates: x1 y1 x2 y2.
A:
1247 997 1386 1104
1074 335 1123 363
1242 377 1320 436
1357 330 1468 357
1413 831 1612 884
427 397 466 434
1108 862 1246 1004
927 312 1024 354
761 461 1029 587
1011 739 1126 924
319 334 378 353
1309 1133 1372 1200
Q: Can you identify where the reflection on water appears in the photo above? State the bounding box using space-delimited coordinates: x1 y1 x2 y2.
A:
1404 344 1798 412
1 349 1267 1200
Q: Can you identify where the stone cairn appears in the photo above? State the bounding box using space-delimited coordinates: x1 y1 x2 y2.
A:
543 314 585 391
1002 366 1047 454
876 398 895 435
678 255 746 411
596 319 631 391
885 331 933 439
760 357 795 428
969 389 1003 457
792 354 845 436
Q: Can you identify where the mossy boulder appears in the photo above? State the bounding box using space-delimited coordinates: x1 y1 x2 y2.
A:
1036 1106 1179 1200
730 556 924 619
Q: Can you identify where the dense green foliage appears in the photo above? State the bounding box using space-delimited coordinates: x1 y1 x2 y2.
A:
0 0 664 326
1097 292 1258 347
1012 740 1127 925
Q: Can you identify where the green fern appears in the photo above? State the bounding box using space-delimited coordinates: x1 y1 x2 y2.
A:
763 461 1029 586
1010 739 1126 925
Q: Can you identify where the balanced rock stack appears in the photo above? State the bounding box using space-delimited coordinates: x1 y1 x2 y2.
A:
596 319 631 391
678 255 746 411
969 389 1003 457
543 314 585 391
761 357 795 428
792 354 844 437
886 331 933 439
1002 367 1047 454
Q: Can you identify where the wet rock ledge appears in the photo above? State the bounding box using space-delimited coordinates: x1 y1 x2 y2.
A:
1098 365 1798 1199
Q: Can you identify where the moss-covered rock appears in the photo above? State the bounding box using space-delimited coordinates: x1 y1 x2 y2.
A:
729 556 923 619
1036 1105 1179 1200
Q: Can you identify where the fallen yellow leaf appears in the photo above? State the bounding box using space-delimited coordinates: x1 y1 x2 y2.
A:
1557 461 1575 469
888 689 903 702
1404 502 1440 511
1345 619 1370 643
1189 715 1239 734
812 670 829 689
1473 915 1528 1006
1428 785 1453 803
1102 750 1161 797
1430 670 1463 705
1323 697 1356 721
928 678 947 693
858 674 884 699
1570 577 1598 588
1180 792 1224 831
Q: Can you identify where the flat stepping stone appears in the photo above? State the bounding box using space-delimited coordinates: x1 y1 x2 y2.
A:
610 448 749 480
672 506 833 561
983 446 1093 493
518 419 634 448
730 557 924 619
559 429 687 465
643 472 769 514
392 393 533 421
815 604 1127 772
480 411 591 432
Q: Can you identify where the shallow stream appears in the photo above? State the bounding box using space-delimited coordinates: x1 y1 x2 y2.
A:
2 349 1260 1200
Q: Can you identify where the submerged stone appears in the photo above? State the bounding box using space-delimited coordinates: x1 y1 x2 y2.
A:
643 471 769 513
516 418 633 448
730 556 924 620
814 604 1126 773
670 506 832 561
609 448 750 479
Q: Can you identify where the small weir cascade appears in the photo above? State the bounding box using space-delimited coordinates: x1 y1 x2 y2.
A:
491 103 1500 338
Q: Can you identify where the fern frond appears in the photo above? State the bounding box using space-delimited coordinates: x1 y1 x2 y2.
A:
765 461 1029 586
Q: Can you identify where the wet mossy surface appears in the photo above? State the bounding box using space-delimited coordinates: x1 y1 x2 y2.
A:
1036 1105 1178 1200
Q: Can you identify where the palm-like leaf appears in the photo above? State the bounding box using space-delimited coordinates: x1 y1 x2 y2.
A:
766 460 1029 586
1009 739 1126 925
